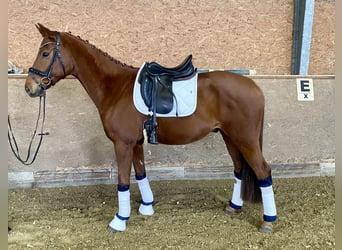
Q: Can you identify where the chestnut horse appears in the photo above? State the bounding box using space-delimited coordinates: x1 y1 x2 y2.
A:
25 24 277 233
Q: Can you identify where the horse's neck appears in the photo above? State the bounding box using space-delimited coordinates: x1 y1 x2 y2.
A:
66 37 136 110
72 62 122 109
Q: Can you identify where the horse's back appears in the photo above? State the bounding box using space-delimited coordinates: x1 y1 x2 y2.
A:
197 71 264 112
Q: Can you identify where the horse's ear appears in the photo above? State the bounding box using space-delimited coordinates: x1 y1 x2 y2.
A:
35 23 54 38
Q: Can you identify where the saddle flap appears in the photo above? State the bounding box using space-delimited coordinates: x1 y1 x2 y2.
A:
139 72 174 114
140 69 153 108
155 75 173 114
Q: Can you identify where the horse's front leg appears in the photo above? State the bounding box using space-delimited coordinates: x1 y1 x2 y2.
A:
108 141 134 232
133 143 155 216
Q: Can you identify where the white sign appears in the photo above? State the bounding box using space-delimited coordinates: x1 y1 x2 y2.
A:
296 78 314 101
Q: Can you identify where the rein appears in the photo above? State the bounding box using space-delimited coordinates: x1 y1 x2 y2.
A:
8 91 49 165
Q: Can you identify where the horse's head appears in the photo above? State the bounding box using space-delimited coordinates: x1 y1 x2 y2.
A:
25 23 68 97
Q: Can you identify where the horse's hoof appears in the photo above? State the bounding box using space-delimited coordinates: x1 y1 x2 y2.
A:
224 205 241 216
259 222 273 233
107 225 120 233
139 204 154 216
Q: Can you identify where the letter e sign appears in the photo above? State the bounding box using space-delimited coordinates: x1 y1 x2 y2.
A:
296 78 314 101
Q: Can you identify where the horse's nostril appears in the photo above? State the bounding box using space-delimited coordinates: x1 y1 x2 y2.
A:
25 86 36 97
25 86 31 94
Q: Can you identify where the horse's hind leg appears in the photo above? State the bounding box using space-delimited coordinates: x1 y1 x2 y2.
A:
221 131 276 232
132 142 154 216
221 134 244 215
239 145 277 233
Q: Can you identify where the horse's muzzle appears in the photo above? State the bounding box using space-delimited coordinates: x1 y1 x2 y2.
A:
25 84 44 97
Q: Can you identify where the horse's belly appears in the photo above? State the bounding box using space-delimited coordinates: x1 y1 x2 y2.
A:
155 116 215 145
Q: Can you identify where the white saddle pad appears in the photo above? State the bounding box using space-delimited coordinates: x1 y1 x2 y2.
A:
133 62 198 117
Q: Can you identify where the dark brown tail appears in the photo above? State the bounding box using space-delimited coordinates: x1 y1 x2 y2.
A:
241 112 264 203
241 158 262 203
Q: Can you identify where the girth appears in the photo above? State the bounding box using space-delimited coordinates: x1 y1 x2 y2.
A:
138 54 196 144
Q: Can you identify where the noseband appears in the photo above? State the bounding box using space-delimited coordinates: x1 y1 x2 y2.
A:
28 31 66 88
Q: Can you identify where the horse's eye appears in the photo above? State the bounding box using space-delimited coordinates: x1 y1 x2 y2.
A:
42 51 49 57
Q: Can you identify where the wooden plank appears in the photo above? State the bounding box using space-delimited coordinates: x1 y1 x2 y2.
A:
271 162 321 178
184 165 233 180
320 159 335 176
34 169 111 182
32 169 112 188
8 161 333 189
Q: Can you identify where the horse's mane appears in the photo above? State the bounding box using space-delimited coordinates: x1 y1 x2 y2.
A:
65 31 137 70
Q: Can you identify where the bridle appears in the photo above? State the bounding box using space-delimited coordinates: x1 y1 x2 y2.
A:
8 32 66 165
28 31 66 88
